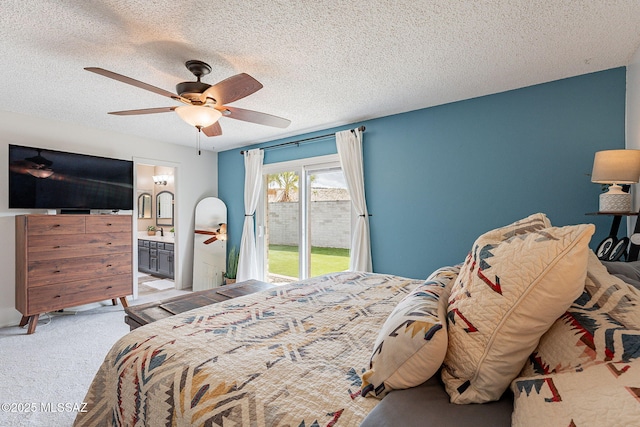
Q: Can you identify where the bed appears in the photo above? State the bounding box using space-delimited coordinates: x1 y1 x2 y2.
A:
74 271 424 426
77 213 640 427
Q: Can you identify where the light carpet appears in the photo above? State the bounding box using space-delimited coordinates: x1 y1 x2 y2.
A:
0 288 188 427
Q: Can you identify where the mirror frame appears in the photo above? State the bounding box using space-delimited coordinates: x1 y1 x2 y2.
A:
137 193 152 219
156 191 174 227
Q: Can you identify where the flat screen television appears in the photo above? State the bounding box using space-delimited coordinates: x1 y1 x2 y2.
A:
9 144 134 211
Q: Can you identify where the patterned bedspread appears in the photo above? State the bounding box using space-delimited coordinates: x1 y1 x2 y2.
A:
75 272 423 426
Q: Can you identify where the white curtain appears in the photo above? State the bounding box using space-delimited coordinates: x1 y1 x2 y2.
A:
336 128 373 272
236 149 264 282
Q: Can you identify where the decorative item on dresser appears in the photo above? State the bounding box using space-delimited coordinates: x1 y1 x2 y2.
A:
15 214 133 334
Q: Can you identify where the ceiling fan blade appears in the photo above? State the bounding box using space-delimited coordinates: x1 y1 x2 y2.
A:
220 106 291 128
202 121 222 137
108 107 177 116
200 73 263 105
85 67 190 104
203 236 219 245
195 230 216 235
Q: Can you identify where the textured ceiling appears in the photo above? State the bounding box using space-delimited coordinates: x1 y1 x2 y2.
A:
2 1 640 152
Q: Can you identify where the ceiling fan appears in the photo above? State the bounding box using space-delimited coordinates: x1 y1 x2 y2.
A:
85 60 291 152
10 149 55 179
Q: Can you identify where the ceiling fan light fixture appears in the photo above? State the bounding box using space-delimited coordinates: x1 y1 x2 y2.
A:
175 105 221 128
24 150 54 178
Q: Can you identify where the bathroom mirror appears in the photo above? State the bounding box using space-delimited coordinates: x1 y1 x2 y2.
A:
156 191 174 226
137 193 152 219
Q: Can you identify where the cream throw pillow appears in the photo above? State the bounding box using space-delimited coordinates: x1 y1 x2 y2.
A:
479 212 552 240
442 221 594 404
361 266 459 398
521 251 640 377
512 361 640 427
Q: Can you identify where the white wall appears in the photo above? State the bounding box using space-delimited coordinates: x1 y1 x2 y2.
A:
627 46 640 233
0 110 218 327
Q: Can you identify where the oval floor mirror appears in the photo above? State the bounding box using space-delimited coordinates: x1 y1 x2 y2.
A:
192 197 227 290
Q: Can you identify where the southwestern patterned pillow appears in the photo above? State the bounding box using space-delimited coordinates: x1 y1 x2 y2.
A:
521 251 640 377
442 221 594 404
512 361 640 427
475 212 552 241
361 266 460 398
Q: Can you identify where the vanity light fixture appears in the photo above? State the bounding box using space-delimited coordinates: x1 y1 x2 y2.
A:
153 175 169 185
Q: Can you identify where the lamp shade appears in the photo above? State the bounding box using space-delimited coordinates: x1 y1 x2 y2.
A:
175 105 222 128
591 149 640 184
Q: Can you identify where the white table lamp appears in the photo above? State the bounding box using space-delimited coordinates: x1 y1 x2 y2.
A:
591 149 640 212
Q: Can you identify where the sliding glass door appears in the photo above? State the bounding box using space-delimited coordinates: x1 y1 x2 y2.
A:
307 166 351 277
257 155 352 284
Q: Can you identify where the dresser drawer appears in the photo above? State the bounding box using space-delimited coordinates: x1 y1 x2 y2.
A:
28 232 132 261
65 275 132 307
85 215 131 233
26 216 85 236
27 252 132 287
27 283 66 315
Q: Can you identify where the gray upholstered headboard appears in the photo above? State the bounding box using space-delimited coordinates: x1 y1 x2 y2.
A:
602 260 640 289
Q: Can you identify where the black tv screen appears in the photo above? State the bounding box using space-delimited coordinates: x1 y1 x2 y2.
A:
9 145 133 210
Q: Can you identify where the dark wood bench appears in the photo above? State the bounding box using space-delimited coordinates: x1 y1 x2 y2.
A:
124 280 276 330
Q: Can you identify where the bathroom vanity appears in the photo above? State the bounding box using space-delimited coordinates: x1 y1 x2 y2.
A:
138 234 174 279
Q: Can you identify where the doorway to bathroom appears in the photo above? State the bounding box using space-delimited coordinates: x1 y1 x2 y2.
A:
135 161 177 299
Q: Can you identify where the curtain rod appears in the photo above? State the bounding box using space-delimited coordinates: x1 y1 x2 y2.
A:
240 125 365 155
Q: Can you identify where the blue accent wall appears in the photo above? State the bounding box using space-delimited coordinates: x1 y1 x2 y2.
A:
219 68 626 280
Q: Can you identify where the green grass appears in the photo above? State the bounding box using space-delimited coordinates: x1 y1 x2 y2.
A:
268 245 350 278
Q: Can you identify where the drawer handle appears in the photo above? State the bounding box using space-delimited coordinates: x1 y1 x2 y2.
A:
106 286 113 289
106 264 112 268
52 224 60 228
53 270 61 273
53 245 61 249
106 242 112 245
54 295 61 298
106 223 112 226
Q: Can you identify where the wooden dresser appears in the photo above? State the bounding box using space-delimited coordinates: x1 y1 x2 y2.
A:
15 214 133 334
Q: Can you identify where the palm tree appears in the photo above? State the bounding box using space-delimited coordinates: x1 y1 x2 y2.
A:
267 172 318 202
268 172 299 202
